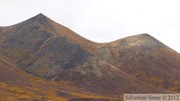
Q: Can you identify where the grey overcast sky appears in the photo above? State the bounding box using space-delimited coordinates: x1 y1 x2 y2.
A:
0 0 180 53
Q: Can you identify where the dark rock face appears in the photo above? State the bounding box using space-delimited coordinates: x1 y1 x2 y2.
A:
24 36 92 79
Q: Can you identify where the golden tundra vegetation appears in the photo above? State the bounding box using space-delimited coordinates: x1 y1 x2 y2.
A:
0 13 179 101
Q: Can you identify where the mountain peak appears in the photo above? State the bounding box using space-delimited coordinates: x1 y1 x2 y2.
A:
35 13 46 18
37 13 44 16
110 33 166 51
137 33 155 39
127 33 152 39
138 33 149 36
29 13 48 24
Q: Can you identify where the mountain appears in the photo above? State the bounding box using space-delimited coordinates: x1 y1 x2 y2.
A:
95 34 180 92
0 13 176 100
0 13 94 79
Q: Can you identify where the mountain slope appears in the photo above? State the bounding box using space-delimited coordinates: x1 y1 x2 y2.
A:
95 34 180 92
0 55 121 101
0 55 69 101
0 14 168 98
